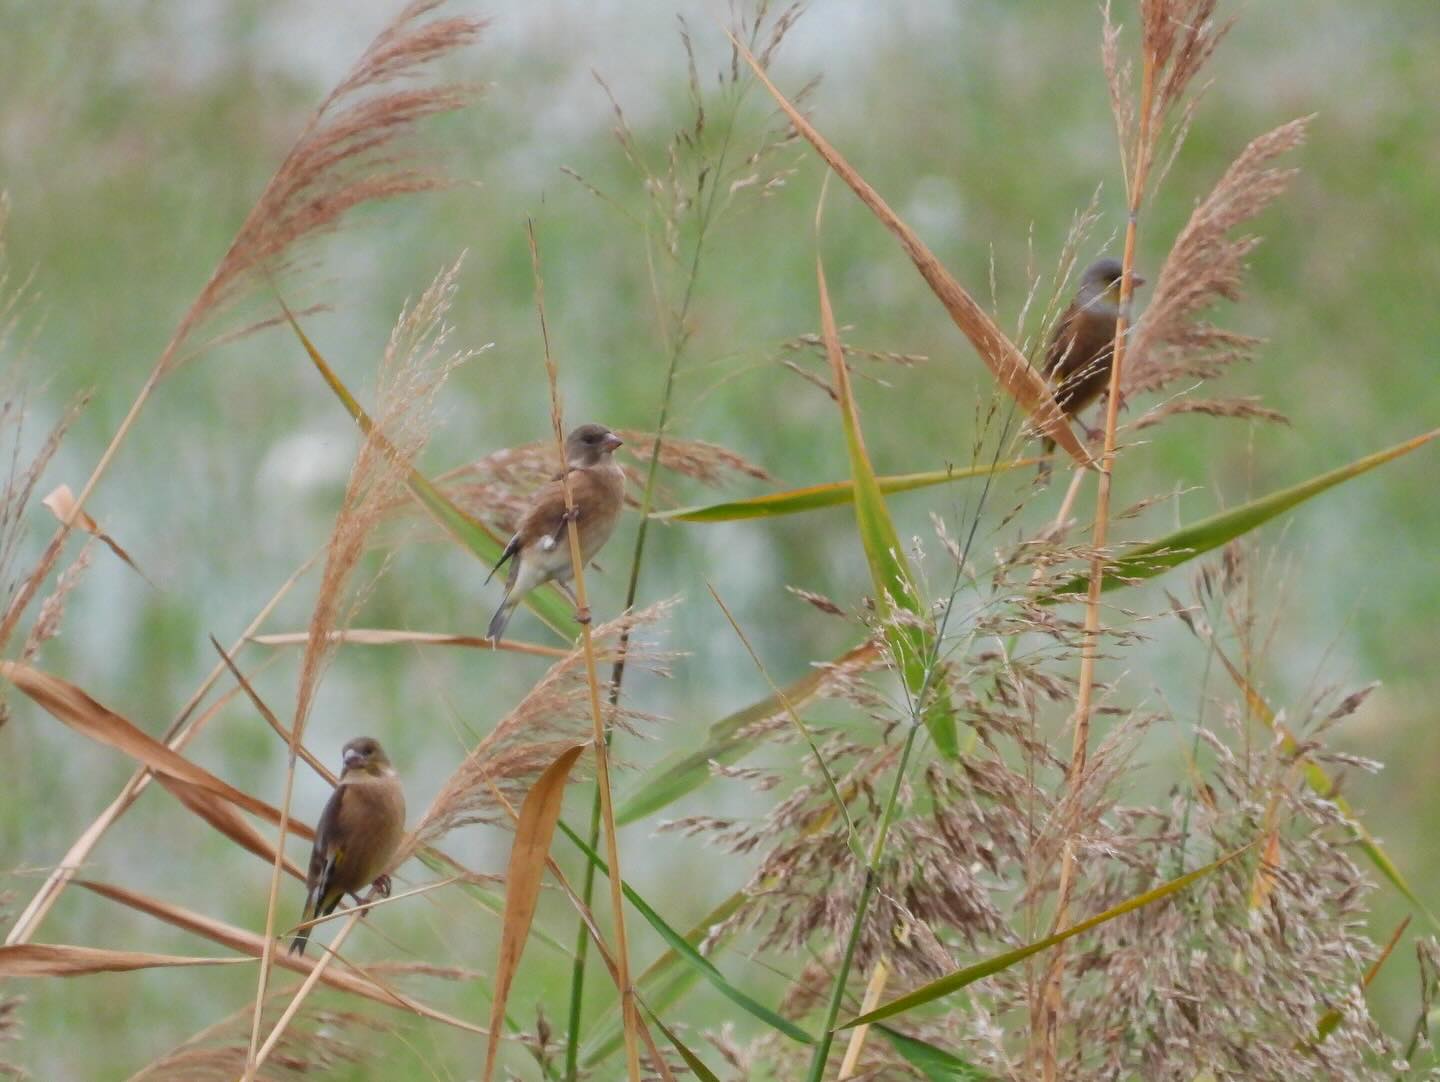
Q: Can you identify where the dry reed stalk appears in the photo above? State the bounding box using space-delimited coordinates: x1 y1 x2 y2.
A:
1038 4 1230 1075
244 261 467 1077
836 956 890 1078
0 1 483 660
527 221 642 1082
249 905 371 1075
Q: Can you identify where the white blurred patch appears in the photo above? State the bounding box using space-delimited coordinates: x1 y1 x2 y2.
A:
256 429 353 494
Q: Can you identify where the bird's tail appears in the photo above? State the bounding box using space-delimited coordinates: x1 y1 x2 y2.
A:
288 898 316 956
487 591 517 642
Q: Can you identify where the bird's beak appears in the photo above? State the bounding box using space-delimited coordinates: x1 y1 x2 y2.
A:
343 749 365 770
602 433 624 452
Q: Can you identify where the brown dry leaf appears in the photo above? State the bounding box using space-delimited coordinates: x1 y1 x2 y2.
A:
154 774 306 882
75 880 484 1035
483 743 587 1082
727 33 1091 467
40 484 151 583
0 661 315 841
0 943 249 977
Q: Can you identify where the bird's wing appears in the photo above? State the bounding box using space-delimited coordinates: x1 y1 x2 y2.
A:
514 480 572 547
307 783 351 916
1044 302 1082 380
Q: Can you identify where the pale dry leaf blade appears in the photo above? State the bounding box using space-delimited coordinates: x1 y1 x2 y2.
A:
0 661 315 841
484 743 588 1081
0 943 250 977
727 31 1090 466
41 483 152 584
153 774 307 881
74 879 484 1034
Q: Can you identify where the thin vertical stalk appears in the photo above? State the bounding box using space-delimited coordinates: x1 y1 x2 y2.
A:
837 957 890 1077
805 725 920 1082
250 904 366 1073
1037 47 1157 1082
529 223 642 1082
563 98 739 1080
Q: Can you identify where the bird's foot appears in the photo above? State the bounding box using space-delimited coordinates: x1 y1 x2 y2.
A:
372 874 392 899
575 606 593 626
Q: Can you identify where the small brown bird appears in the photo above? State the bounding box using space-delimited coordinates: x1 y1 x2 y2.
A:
486 423 627 642
289 737 406 956
1040 257 1145 464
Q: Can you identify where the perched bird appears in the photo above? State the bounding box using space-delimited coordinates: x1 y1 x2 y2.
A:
486 423 626 642
290 737 406 957
1040 257 1145 465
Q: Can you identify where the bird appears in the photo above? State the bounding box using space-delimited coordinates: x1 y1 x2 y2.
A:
1039 257 1145 468
485 423 627 642
289 736 406 957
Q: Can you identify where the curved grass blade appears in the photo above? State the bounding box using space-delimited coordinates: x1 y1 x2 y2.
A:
615 640 879 826
281 302 580 642
1048 428 1440 599
817 250 957 757
558 821 814 1046
876 1025 994 1081
653 463 1037 523
841 842 1253 1029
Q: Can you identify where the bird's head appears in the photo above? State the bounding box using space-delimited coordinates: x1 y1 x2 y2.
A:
341 736 393 778
564 423 624 468
1079 257 1145 309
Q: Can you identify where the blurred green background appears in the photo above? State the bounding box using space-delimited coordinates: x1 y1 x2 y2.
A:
2 1 1438 1077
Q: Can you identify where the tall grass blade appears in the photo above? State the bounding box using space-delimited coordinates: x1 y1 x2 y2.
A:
1049 428 1440 598
615 641 879 825
640 1001 724 1082
876 1025 994 1081
581 890 747 1067
558 822 814 1046
841 842 1253 1028
652 463 1035 523
484 744 587 1081
281 303 581 641
817 247 957 757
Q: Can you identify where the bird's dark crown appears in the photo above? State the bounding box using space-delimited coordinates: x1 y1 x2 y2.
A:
341 736 391 775
565 423 622 467
1083 257 1126 287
